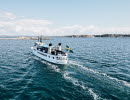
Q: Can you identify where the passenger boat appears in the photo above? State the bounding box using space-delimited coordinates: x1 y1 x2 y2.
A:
31 38 68 64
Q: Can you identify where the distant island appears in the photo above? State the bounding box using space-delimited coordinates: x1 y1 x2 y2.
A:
0 36 51 40
64 34 130 38
0 34 130 39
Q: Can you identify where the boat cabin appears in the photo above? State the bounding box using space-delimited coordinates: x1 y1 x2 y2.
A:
35 43 66 56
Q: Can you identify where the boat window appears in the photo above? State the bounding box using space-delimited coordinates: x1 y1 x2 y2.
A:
53 57 54 59
49 56 50 58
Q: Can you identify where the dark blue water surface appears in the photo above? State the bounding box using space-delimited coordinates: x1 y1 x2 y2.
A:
0 37 130 100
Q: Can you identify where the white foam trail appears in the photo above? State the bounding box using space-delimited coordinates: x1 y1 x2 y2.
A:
63 72 79 86
63 71 100 100
63 71 86 90
33 59 101 99
69 60 130 88
33 56 40 61
33 58 101 99
47 63 60 72
33 56 60 73
69 61 107 75
41 60 60 73
88 89 99 100
107 76 130 87
63 71 88 90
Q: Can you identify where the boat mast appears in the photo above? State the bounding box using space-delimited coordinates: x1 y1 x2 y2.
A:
39 34 42 43
38 36 40 42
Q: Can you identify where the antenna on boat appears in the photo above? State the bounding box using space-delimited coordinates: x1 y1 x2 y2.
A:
39 34 42 43
38 36 40 42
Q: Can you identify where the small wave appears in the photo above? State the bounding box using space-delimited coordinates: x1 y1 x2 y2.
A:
69 60 130 88
0 65 15 70
32 56 40 61
0 65 17 74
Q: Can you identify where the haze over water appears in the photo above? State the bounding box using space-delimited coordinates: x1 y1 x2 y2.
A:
0 37 130 100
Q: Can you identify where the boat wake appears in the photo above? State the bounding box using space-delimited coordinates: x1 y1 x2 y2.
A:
69 60 130 88
32 56 130 99
63 71 100 100
33 56 61 73
33 56 101 100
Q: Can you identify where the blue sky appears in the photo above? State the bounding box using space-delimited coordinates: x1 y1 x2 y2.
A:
0 0 130 36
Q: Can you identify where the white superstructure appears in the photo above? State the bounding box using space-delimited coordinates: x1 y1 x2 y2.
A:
31 42 68 64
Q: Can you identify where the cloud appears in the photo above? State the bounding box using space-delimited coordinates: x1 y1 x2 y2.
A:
0 11 16 20
0 11 52 36
52 25 130 35
0 11 130 36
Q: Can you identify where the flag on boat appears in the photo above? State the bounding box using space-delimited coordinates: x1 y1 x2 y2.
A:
66 45 74 53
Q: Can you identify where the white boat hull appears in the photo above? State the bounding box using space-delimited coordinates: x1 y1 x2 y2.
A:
31 47 68 65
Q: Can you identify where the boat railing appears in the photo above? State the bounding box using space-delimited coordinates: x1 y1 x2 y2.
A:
56 56 67 60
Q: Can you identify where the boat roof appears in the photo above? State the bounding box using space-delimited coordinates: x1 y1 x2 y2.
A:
40 44 48 48
35 42 44 45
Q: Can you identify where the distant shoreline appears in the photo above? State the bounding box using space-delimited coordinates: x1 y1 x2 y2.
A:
64 34 130 38
0 37 51 40
0 34 130 39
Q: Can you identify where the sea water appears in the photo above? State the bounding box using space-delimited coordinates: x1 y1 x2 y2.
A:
0 37 130 100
